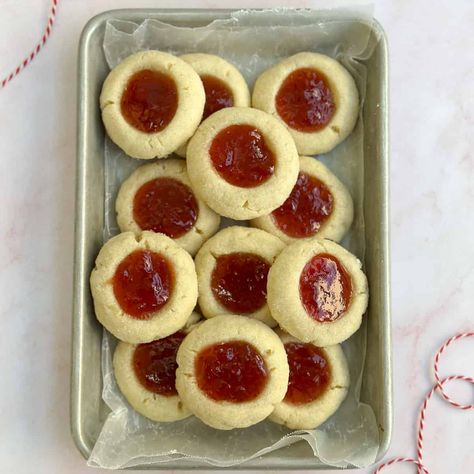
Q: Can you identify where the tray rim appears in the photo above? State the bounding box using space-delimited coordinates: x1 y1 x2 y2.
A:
71 7 391 469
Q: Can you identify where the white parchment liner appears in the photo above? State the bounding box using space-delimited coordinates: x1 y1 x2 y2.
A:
88 7 380 469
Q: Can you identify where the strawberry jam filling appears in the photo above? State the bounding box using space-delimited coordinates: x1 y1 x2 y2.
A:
284 342 331 405
211 252 270 314
201 74 234 120
121 69 178 133
272 172 333 238
195 341 268 402
299 253 352 322
133 331 186 396
113 249 174 319
276 68 335 132
209 124 275 188
133 177 198 238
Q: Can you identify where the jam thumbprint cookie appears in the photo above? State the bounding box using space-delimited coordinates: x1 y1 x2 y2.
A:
251 155 353 243
175 315 289 430
186 107 299 220
252 52 359 155
267 238 368 347
113 312 201 422
175 53 250 157
270 330 349 430
90 231 198 343
100 51 205 159
115 159 220 256
195 226 285 326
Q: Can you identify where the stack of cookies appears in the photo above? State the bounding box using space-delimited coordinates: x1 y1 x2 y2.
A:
90 50 367 431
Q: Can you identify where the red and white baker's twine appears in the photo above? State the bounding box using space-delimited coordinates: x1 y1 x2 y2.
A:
374 331 474 473
1 0 59 89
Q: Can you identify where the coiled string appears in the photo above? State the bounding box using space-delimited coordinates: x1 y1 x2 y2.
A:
375 332 474 473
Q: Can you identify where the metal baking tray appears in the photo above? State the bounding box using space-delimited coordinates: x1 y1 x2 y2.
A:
71 8 390 469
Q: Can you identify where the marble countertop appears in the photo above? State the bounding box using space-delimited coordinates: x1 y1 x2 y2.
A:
1 1 473 472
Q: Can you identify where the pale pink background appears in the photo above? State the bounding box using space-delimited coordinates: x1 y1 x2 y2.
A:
1 0 473 473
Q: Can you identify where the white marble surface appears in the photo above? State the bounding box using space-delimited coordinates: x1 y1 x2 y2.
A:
1 0 473 472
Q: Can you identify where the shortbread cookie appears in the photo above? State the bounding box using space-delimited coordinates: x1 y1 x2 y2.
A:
252 52 359 155
251 156 353 243
175 315 289 430
187 107 299 220
267 238 368 346
175 53 250 157
113 312 201 422
100 51 205 159
115 159 220 256
270 330 349 430
195 226 285 326
90 231 198 343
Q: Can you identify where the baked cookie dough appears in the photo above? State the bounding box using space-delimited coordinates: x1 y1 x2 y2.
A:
100 50 205 159
251 156 353 243
175 53 251 157
252 52 359 155
195 226 285 326
186 107 299 220
115 159 220 256
270 330 349 430
175 315 289 430
113 312 201 422
90 231 198 343
267 238 368 347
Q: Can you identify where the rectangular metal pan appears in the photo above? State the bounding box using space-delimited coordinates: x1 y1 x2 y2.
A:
71 8 391 469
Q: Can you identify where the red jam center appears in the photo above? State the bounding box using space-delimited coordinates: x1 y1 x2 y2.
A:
133 331 186 396
112 249 174 319
275 68 336 132
201 74 234 120
195 341 268 402
133 177 198 238
272 172 334 238
299 254 352 322
121 69 178 133
209 124 275 188
284 342 331 405
211 252 270 314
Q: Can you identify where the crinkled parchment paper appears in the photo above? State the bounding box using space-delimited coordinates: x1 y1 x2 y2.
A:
88 6 380 469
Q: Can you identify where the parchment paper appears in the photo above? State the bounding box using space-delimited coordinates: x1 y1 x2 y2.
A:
88 7 380 469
